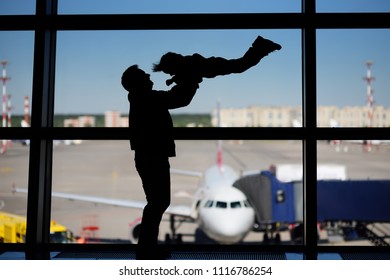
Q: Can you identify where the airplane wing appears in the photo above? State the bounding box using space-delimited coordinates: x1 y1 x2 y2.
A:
13 188 193 218
170 168 203 178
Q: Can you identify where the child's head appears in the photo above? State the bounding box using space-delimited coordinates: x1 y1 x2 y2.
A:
152 52 184 75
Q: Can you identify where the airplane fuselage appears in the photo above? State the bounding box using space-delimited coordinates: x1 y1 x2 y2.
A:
192 164 255 244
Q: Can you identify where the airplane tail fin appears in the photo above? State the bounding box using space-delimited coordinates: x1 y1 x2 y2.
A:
217 140 223 172
215 100 224 173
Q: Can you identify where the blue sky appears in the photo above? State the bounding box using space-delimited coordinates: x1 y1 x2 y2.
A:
1 1 390 115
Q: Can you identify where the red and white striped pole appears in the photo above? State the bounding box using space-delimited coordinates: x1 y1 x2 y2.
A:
1 61 11 155
7 94 12 148
363 61 374 151
24 95 30 126
7 94 11 128
365 61 374 127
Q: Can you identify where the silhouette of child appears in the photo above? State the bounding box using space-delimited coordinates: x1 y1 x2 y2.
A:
153 36 281 86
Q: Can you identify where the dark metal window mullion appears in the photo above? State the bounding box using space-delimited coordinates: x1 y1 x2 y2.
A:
302 0 318 260
26 0 57 260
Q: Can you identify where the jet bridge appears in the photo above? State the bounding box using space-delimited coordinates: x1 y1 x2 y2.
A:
317 180 390 245
235 172 390 224
233 170 302 226
317 180 390 222
234 171 390 245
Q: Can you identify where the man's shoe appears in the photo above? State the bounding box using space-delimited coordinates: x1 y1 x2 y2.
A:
155 247 171 260
136 246 171 260
252 36 282 56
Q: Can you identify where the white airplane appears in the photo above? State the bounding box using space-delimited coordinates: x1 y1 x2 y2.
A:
14 140 257 245
175 140 256 244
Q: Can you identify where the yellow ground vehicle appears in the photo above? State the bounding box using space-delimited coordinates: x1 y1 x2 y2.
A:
0 211 74 243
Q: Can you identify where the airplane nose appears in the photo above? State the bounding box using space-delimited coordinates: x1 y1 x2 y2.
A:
219 210 253 235
202 208 255 244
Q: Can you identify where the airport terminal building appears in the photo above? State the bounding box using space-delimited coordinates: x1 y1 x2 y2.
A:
213 105 390 127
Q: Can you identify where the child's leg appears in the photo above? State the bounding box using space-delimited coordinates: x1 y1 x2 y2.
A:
202 36 281 78
166 36 281 85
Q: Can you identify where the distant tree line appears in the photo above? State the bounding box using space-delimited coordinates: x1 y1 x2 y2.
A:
10 114 211 128
171 113 211 127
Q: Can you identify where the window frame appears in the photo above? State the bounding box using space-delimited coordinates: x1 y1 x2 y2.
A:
1 0 389 259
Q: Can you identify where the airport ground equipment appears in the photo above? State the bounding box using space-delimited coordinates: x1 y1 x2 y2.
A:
0 211 74 243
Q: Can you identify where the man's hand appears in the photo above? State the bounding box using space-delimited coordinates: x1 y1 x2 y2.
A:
166 77 175 86
166 75 202 86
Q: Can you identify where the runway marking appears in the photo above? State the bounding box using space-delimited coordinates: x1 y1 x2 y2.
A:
0 167 14 173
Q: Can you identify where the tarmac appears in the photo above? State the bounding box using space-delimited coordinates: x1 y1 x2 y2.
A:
1 139 389 245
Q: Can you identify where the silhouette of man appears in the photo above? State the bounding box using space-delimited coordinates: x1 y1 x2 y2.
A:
121 65 201 259
153 36 281 86
121 36 281 259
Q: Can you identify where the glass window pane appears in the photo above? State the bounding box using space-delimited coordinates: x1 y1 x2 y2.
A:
317 0 390 13
216 201 228 208
0 0 35 15
58 0 300 15
317 140 390 246
0 140 29 243
55 30 301 127
51 140 302 245
317 29 390 127
0 31 34 129
231 201 242 208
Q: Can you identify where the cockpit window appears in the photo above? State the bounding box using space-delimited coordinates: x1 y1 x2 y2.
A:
230 201 242 208
204 200 251 209
216 201 227 208
204 200 214 208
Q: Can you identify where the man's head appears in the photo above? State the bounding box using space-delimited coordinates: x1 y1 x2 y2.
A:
121 65 153 92
152 52 184 75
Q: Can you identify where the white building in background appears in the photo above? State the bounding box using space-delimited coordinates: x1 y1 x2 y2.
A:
212 105 390 127
104 110 128 127
212 106 302 127
317 105 390 127
64 115 96 127
78 116 96 127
